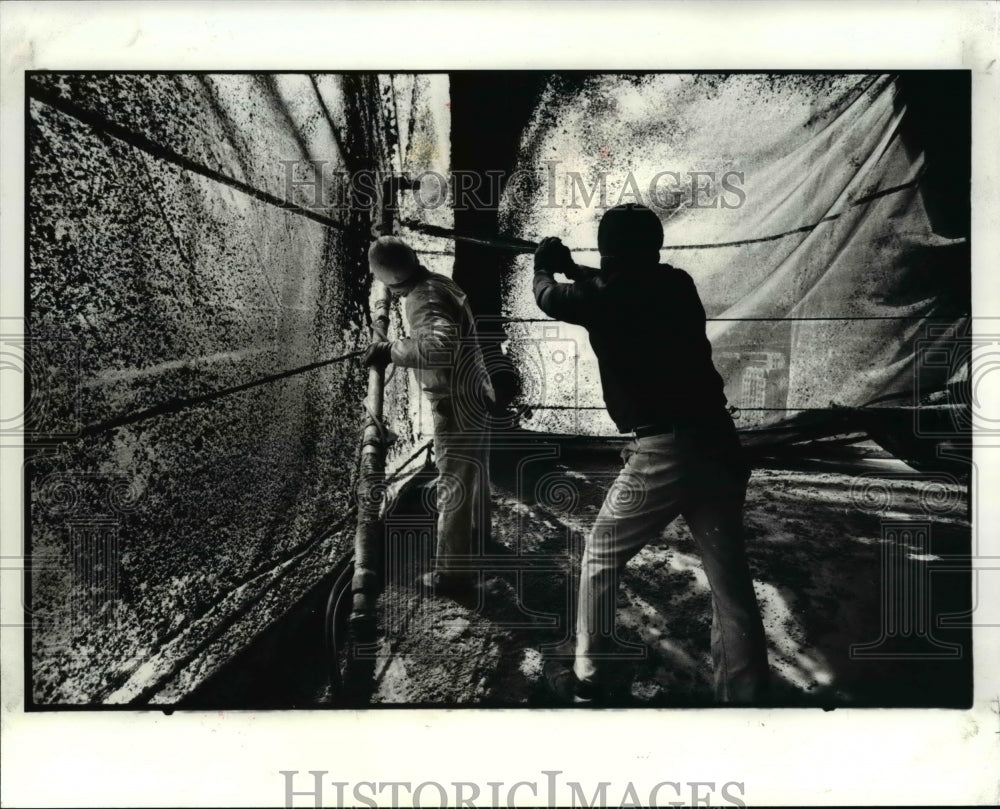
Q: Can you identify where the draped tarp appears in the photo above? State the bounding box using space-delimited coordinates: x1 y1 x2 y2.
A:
500 74 969 436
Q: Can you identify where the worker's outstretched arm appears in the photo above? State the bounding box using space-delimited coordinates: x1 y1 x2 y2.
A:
532 237 598 325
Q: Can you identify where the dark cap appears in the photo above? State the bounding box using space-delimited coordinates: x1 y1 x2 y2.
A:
597 203 664 258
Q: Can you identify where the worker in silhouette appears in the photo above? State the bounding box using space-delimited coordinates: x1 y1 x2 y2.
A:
533 203 769 704
364 236 495 601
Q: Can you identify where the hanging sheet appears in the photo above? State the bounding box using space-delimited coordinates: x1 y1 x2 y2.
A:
500 74 968 435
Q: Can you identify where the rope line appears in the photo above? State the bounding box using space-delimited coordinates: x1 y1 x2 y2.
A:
499 313 969 324
521 405 932 412
384 441 434 484
414 248 456 257
28 81 351 233
308 74 354 172
362 399 391 447
29 81 950 443
30 79 924 260
502 315 967 324
398 177 923 255
70 350 364 440
654 178 924 250
399 221 536 252
387 73 405 174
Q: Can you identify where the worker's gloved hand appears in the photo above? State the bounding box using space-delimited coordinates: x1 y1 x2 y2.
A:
534 237 576 277
363 341 393 369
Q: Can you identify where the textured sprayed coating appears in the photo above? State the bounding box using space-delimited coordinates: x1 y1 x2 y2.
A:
27 73 448 704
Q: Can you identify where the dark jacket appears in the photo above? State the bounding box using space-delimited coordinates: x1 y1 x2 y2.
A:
533 261 728 433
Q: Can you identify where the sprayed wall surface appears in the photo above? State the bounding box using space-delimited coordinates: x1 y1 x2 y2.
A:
500 74 969 435
27 73 450 704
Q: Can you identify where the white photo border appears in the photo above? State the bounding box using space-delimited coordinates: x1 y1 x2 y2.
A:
1 2 998 806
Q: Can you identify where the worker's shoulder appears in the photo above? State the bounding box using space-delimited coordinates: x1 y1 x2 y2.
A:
654 262 690 277
653 263 697 290
408 272 467 310
422 272 468 300
603 263 694 291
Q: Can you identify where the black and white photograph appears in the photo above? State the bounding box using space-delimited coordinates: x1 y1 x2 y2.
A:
2 3 998 808
20 68 976 710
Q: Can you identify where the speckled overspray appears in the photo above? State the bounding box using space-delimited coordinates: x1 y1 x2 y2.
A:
27 73 449 704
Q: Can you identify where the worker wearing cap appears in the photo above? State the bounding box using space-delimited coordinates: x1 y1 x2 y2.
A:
364 236 495 600
533 204 769 704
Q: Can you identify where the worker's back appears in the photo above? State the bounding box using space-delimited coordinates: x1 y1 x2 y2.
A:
583 262 728 432
402 271 495 411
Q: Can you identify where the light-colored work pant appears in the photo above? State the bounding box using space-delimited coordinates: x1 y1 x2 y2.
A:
431 398 492 573
574 414 769 703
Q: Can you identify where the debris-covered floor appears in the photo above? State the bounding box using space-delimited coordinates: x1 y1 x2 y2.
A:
349 441 972 708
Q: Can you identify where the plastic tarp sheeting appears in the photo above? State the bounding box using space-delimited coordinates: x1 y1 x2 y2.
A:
501 74 968 435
